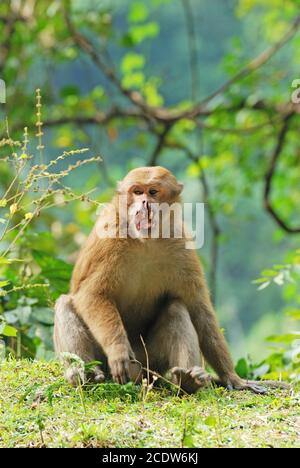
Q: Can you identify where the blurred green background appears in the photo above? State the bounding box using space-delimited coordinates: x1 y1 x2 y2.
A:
0 0 300 371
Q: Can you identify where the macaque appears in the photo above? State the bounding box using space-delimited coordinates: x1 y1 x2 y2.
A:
54 166 286 394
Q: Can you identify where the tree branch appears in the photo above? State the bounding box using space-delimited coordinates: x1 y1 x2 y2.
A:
264 112 300 234
148 124 173 166
63 0 154 120
181 0 199 100
192 13 300 112
164 140 221 301
63 2 300 124
1 106 149 137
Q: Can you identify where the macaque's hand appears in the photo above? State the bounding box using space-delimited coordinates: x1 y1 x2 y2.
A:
108 346 135 384
171 366 212 393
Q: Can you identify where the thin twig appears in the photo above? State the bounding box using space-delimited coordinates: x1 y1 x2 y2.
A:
181 0 200 100
193 14 300 112
148 124 173 166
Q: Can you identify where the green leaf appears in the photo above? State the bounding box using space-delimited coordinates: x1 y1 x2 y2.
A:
32 250 72 294
182 434 195 448
11 306 32 325
0 280 10 288
143 80 163 106
84 361 103 371
3 311 18 324
252 277 269 285
204 415 217 427
261 269 277 277
33 308 54 325
0 323 17 337
60 86 80 98
32 250 72 278
266 332 300 344
129 22 160 44
187 163 201 178
235 358 249 378
122 72 145 89
286 309 300 320
0 257 22 265
121 52 145 74
128 1 148 23
257 281 271 291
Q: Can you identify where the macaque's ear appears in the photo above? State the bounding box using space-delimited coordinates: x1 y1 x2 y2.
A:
177 182 184 194
170 181 184 199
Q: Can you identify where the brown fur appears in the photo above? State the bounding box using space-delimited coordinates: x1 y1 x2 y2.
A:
54 166 288 393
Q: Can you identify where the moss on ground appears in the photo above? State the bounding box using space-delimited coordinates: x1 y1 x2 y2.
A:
0 359 299 448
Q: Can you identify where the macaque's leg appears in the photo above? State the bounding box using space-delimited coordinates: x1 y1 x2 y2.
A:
140 300 211 393
54 295 105 386
187 288 269 394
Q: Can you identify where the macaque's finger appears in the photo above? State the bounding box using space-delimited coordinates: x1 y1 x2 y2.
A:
171 366 186 377
244 382 268 394
92 368 105 384
189 367 211 382
170 366 212 393
110 358 131 384
65 367 86 387
94 372 105 384
224 380 268 394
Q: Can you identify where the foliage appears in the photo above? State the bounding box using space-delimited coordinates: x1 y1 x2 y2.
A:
0 91 101 357
256 251 300 381
235 250 300 382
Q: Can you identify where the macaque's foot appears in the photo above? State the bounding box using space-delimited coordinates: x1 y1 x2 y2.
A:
65 366 105 387
88 366 106 384
171 366 212 393
222 376 268 395
65 367 86 386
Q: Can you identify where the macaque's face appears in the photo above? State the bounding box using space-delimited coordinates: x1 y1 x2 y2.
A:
117 166 183 238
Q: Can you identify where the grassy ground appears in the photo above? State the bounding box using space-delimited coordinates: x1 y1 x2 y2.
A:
0 359 299 448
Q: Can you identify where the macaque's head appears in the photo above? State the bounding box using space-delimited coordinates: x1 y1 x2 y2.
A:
117 166 183 238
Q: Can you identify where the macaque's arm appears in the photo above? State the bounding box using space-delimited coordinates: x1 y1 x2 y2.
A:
186 287 272 393
187 288 238 383
72 285 134 384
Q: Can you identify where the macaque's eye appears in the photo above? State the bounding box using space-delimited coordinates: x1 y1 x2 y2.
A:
149 189 158 196
133 189 144 195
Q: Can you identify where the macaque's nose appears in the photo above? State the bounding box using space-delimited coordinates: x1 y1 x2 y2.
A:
142 199 149 210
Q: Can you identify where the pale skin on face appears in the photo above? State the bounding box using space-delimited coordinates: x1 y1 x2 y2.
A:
53 166 288 394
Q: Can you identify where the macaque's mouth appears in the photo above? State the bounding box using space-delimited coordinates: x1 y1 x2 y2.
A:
135 206 155 231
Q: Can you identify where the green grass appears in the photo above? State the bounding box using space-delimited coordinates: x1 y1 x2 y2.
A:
0 360 299 448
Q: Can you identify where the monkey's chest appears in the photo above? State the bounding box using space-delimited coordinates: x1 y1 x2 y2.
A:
114 251 173 333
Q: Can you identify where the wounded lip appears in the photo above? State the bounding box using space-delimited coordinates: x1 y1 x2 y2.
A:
136 220 152 231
